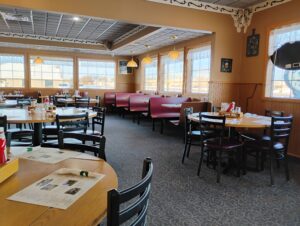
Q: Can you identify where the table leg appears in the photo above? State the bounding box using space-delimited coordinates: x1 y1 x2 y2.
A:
33 123 42 146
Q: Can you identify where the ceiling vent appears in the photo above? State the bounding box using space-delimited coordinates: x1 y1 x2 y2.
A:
0 12 31 22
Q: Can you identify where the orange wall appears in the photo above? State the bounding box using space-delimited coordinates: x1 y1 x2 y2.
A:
239 0 300 158
0 47 134 98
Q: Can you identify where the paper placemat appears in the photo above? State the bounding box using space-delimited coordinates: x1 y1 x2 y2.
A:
8 168 104 209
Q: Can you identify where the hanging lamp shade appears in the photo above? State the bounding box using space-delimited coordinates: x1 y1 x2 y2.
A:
34 56 44 64
142 55 152 64
168 49 180 60
127 58 138 68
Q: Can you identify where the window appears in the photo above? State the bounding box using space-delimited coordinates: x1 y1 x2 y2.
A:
265 23 300 99
143 58 158 91
187 46 211 93
161 52 184 92
78 59 116 89
30 56 73 88
0 54 24 88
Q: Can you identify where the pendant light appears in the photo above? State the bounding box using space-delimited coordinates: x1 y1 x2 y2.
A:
142 45 152 64
34 56 44 64
168 35 180 60
127 51 138 68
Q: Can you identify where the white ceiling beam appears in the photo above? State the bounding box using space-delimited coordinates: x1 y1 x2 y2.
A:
0 13 10 30
75 18 91 39
55 14 63 36
30 10 34 34
95 21 117 40
44 12 48 36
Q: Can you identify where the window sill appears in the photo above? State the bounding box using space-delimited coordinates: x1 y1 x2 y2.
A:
263 97 300 104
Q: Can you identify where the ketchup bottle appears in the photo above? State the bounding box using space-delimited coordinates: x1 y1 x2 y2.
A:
0 128 7 164
226 102 235 112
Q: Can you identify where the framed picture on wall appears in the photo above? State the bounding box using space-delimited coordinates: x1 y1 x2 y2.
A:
220 58 233 73
119 60 133 75
246 29 260 57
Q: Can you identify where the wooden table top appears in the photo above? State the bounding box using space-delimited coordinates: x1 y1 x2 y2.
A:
0 100 18 108
0 156 118 226
0 107 97 124
189 112 271 128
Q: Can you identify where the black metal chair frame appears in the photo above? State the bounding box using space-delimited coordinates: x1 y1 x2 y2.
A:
75 97 90 109
197 113 244 183
58 130 106 160
92 107 106 136
107 158 153 226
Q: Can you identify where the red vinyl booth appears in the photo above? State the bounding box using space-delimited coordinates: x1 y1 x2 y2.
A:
104 92 116 107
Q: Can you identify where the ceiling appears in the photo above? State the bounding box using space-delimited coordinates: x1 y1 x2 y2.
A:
186 0 266 8
0 6 209 56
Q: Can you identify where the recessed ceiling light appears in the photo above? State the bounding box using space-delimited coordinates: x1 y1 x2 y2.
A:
73 16 80 21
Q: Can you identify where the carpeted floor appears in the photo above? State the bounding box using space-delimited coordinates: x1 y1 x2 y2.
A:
104 114 300 226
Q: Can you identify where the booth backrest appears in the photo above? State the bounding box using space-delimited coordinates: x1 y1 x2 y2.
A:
104 92 116 106
179 102 212 125
115 93 142 108
149 97 191 118
129 94 159 112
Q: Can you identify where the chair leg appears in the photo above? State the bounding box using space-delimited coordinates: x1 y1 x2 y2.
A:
182 139 189 164
261 152 265 171
284 154 290 181
236 148 241 177
243 147 247 175
197 144 205 176
270 151 274 186
152 119 155 131
255 150 259 171
160 119 164 134
276 159 280 169
186 138 192 158
217 150 222 183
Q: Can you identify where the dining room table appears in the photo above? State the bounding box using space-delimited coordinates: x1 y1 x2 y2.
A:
57 98 99 107
0 100 18 108
0 147 118 226
0 107 97 146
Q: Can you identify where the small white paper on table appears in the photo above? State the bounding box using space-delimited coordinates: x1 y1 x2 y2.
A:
7 168 105 209
11 147 82 164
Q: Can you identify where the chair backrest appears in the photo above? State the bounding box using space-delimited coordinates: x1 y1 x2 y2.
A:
17 98 31 107
149 97 191 116
92 106 106 135
54 95 67 106
107 158 153 226
184 107 193 136
270 116 293 151
129 94 157 112
199 113 226 142
0 115 7 132
58 130 106 160
115 93 139 108
265 109 284 117
104 92 116 106
75 97 90 108
56 113 88 133
179 102 212 125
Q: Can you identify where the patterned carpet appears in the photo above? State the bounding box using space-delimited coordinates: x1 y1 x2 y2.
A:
104 114 300 226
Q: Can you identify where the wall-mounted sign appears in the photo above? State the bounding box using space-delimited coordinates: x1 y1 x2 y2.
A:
221 58 232 73
246 29 260 57
119 60 133 75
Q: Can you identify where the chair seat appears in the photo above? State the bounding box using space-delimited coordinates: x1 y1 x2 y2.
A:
130 107 148 112
41 138 82 148
151 112 180 119
204 137 243 150
245 140 284 151
169 119 179 126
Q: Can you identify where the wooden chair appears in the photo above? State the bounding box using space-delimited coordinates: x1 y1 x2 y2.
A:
92 107 106 136
197 113 244 183
75 97 90 109
244 115 293 185
58 130 106 160
107 158 153 226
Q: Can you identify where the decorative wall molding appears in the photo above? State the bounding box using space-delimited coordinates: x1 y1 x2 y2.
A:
0 32 104 45
147 0 292 33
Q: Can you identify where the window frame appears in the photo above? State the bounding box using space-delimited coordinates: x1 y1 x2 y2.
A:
29 55 74 89
78 58 116 90
0 53 25 89
264 21 300 102
142 56 158 92
186 44 212 94
159 50 184 94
